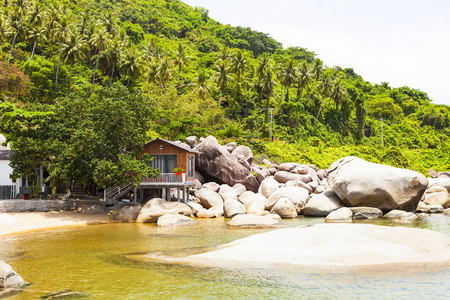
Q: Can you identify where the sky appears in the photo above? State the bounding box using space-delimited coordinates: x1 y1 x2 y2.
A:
183 0 450 106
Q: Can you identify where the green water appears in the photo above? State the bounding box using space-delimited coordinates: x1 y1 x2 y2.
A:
1 215 449 299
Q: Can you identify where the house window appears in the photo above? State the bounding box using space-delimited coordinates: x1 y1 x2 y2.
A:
188 155 194 178
150 155 177 173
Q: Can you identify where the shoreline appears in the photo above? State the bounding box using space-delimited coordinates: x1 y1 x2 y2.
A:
0 211 112 237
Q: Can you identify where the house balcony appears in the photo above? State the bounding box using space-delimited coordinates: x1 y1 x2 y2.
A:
139 173 194 188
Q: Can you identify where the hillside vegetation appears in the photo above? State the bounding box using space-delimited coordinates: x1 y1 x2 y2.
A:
1 0 450 189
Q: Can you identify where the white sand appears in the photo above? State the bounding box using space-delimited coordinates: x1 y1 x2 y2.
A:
0 211 111 236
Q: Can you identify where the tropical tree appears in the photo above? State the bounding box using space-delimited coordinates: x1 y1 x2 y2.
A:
101 37 123 86
191 69 211 100
0 15 12 48
45 2 63 59
62 33 86 68
277 58 297 101
119 46 144 87
211 59 232 105
54 16 71 92
297 60 312 102
230 49 249 98
172 42 190 83
8 0 30 63
100 10 117 36
155 56 172 89
90 26 111 93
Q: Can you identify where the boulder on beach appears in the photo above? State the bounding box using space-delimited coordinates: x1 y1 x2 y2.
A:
197 188 223 209
136 198 192 223
303 189 344 217
183 224 450 272
270 198 298 218
114 204 143 222
195 136 259 192
0 261 25 289
157 214 198 227
227 214 284 228
266 186 309 214
349 207 383 219
258 177 279 199
327 156 428 211
325 207 353 223
224 200 246 218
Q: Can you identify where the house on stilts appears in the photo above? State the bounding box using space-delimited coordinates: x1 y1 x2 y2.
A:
104 138 200 203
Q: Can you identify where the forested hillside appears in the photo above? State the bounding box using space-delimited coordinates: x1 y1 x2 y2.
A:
1 0 450 189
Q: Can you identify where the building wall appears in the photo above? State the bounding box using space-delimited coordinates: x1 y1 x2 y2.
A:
0 160 21 198
142 140 196 182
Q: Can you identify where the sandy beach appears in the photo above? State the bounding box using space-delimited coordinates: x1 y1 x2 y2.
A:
0 211 112 237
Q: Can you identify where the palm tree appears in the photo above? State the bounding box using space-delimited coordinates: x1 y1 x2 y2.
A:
101 37 123 86
155 56 173 89
62 32 86 68
45 3 63 59
211 59 232 105
277 58 297 101
119 46 144 87
8 0 29 63
0 15 12 47
27 25 46 60
297 60 312 102
261 68 275 122
78 9 92 36
215 46 230 62
89 26 111 94
191 69 211 100
173 42 190 83
54 16 71 92
100 10 117 36
230 49 249 98
311 58 323 80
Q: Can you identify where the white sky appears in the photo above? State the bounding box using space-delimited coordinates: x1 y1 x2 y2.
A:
183 0 450 106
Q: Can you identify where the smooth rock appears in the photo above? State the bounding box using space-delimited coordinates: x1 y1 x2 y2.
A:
303 190 344 217
238 191 256 205
186 201 204 214
246 194 267 215
219 184 238 202
185 136 197 148
349 207 383 219
196 208 216 218
424 190 450 208
325 207 353 223
327 156 428 211
270 198 298 218
157 214 198 227
384 209 407 218
114 204 143 222
202 182 220 192
279 163 298 172
195 136 259 192
417 203 444 214
232 183 247 196
274 171 312 184
0 262 25 289
195 171 205 184
227 214 284 228
197 188 223 209
231 145 253 165
258 177 279 199
266 186 309 214
185 224 450 271
225 142 237 153
136 198 192 223
224 200 247 218
428 178 450 193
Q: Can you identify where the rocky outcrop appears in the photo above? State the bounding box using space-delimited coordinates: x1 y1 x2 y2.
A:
0 262 25 289
136 198 193 223
303 190 344 216
195 136 259 192
327 156 428 211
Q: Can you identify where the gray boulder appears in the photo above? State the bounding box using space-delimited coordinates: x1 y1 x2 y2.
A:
0 262 25 289
157 214 198 227
197 188 223 208
303 190 344 217
185 136 197 148
279 163 298 172
202 182 220 192
349 207 383 219
225 142 237 153
219 184 238 202
136 198 192 223
327 156 428 211
114 204 143 222
270 198 298 218
416 202 444 214
325 207 353 223
224 200 247 218
231 145 253 165
195 136 259 192
266 186 309 214
258 177 279 199
227 214 284 228
274 171 312 184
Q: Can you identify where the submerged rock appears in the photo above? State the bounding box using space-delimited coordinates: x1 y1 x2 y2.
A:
0 261 25 289
157 214 198 227
349 207 383 219
185 224 450 271
227 214 284 228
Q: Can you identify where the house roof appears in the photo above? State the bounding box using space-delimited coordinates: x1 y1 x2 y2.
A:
144 138 201 154
0 150 13 161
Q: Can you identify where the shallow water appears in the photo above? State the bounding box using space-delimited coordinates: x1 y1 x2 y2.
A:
0 215 449 299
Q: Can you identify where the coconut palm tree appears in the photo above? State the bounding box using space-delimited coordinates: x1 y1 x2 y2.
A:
155 56 173 89
62 32 86 68
119 46 144 87
173 42 190 83
45 2 63 59
230 49 249 98
0 15 12 47
277 58 297 101
54 17 71 92
215 46 230 62
297 60 312 102
89 26 111 94
7 0 29 63
191 69 211 100
27 25 46 60
211 59 232 105
100 10 117 36
101 37 123 86
78 9 92 36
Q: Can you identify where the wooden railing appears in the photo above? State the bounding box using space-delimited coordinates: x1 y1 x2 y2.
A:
141 173 185 183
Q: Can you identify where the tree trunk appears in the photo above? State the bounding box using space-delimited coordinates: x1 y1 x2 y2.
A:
55 40 63 92
91 49 100 95
8 14 21 63
30 39 37 60
109 64 115 87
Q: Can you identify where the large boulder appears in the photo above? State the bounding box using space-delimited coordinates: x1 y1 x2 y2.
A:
266 186 309 214
197 188 223 209
258 177 279 199
327 156 428 211
270 198 298 218
231 145 253 165
185 136 197 148
303 190 344 217
224 200 247 218
325 207 353 223
195 136 259 192
428 178 450 192
274 171 312 184
219 184 238 202
349 207 383 219
424 187 450 208
227 214 284 228
245 194 267 215
0 262 25 289
114 204 143 222
136 198 193 223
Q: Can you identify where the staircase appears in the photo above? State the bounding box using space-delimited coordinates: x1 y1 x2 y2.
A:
104 182 134 203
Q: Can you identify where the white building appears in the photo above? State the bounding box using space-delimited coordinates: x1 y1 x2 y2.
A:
0 134 22 199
